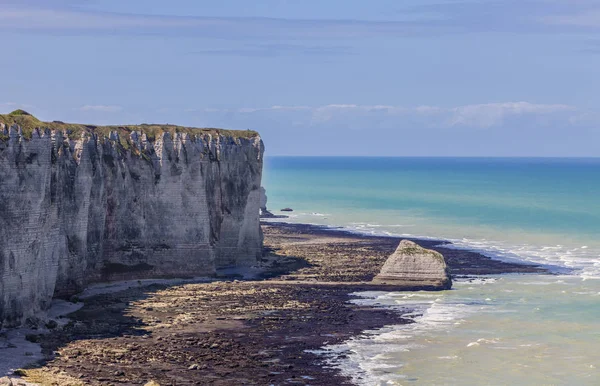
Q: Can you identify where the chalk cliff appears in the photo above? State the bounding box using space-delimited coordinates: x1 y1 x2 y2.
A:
0 111 264 327
373 240 452 290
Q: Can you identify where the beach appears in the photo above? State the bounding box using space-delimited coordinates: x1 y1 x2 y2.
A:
257 157 600 385
9 222 546 385
2 1 598 383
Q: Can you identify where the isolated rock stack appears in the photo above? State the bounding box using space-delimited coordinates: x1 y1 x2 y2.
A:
373 240 452 290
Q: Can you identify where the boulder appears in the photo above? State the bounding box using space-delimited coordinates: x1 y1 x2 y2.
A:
373 240 452 290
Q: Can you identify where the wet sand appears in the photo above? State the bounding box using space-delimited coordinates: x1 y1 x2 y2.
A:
11 222 546 385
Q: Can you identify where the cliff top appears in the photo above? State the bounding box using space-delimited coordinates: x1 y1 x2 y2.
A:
0 110 259 140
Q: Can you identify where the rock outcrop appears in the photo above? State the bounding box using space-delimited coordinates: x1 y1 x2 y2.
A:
258 186 274 218
258 187 288 219
259 187 268 213
373 240 452 290
0 111 264 327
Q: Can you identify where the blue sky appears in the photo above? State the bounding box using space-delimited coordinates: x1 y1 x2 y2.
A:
1 0 599 156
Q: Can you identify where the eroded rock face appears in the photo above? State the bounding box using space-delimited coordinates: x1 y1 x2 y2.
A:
373 240 452 290
0 124 264 327
259 186 268 213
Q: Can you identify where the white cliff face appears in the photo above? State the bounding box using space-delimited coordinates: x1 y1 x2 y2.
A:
373 240 452 290
0 123 264 327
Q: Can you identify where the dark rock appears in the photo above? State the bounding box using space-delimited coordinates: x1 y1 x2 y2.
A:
25 334 41 343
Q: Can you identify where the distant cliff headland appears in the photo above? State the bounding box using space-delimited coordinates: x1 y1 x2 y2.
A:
0 110 264 327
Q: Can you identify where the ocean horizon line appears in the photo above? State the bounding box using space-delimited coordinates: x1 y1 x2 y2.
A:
265 155 600 159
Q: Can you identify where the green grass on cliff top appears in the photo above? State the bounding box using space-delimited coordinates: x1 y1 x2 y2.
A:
0 110 259 140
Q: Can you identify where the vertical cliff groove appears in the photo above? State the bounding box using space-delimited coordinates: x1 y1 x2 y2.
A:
0 114 264 327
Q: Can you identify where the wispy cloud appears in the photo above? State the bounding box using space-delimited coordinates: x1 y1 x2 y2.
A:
542 8 600 28
192 44 355 57
0 6 440 38
189 106 311 114
79 105 123 113
2 1 600 38
194 102 578 130
412 0 600 33
445 102 575 128
312 102 575 128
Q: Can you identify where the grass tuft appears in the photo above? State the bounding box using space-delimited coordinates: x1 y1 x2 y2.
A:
0 112 259 143
9 109 32 116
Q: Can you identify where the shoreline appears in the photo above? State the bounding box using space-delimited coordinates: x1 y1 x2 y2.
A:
262 218 571 275
4 222 548 385
262 221 549 277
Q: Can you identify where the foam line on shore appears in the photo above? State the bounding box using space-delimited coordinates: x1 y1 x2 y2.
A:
313 288 486 385
263 217 596 276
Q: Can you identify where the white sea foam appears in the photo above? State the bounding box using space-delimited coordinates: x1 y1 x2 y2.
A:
270 216 600 383
272 215 600 277
454 277 497 285
445 238 600 276
316 291 484 385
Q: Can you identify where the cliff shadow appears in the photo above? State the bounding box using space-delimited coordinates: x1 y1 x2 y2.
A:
253 245 314 280
30 283 170 365
16 248 314 372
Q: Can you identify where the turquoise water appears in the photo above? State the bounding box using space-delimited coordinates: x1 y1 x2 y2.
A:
263 157 600 385
264 157 600 275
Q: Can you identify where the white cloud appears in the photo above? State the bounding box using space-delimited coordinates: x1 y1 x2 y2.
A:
313 101 574 128
269 105 311 111
79 105 123 113
237 106 311 113
446 102 575 128
189 106 311 114
196 101 578 130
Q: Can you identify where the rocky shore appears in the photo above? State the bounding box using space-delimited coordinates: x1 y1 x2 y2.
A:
6 222 546 385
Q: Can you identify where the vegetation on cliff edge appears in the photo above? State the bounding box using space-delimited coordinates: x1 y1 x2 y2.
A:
0 110 259 141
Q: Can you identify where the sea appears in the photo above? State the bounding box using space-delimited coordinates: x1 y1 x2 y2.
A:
262 156 600 385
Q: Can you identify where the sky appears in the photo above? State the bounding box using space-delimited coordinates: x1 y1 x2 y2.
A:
1 0 600 156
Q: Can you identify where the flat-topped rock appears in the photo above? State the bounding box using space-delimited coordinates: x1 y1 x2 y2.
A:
373 240 452 290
